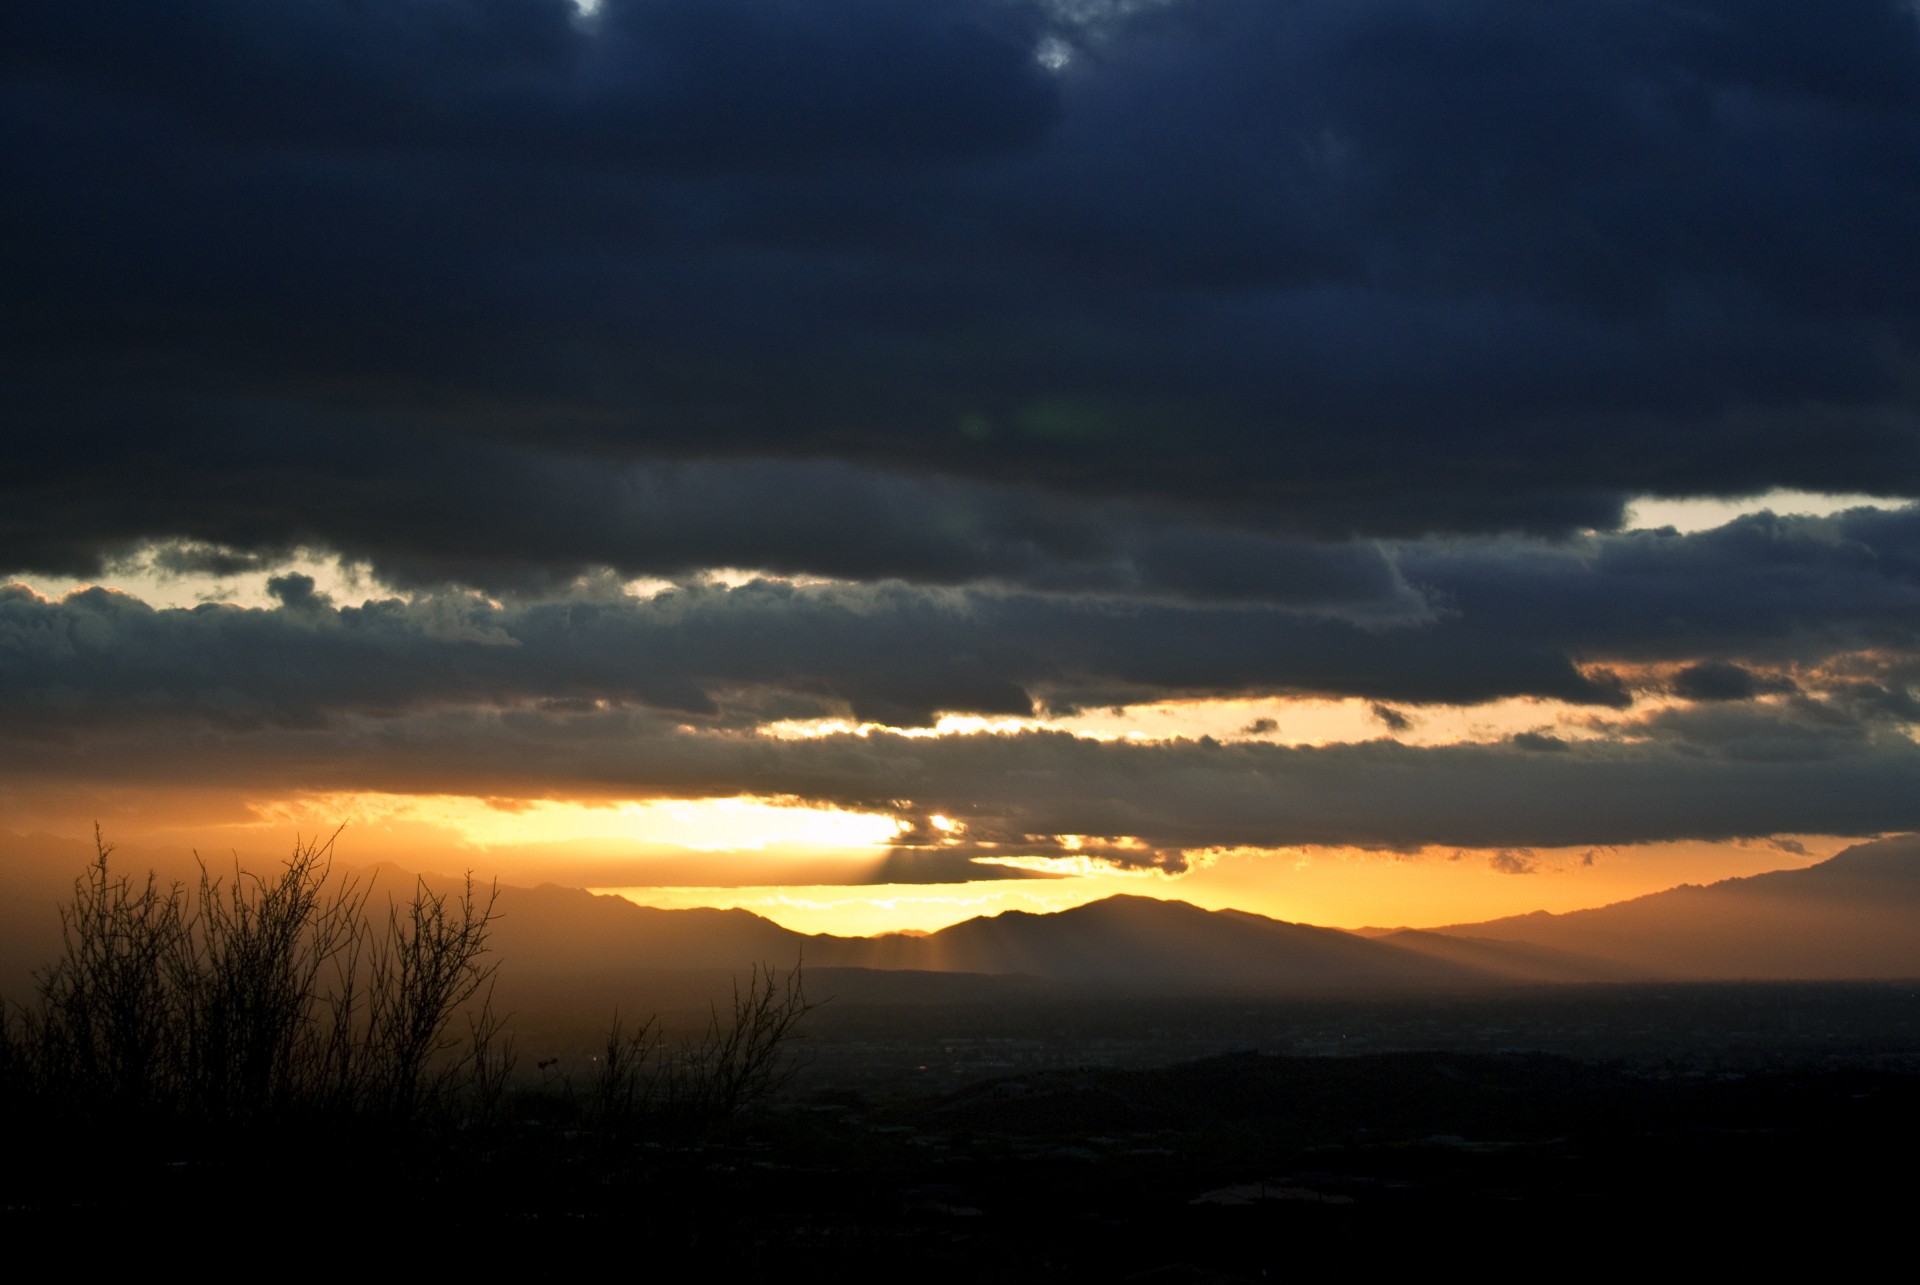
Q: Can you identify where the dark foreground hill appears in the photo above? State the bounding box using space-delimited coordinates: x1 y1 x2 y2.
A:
10 1044 1918 1276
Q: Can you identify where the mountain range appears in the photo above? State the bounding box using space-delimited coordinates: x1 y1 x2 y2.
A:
1413 833 1920 981
477 834 1920 991
4 833 1917 998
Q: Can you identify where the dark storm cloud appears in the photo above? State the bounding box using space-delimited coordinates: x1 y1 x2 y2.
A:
151 544 282 580
1510 732 1571 754
1487 850 1539 876
0 573 1611 733
869 847 1059 884
1842 681 1920 723
3 0 1056 166
5 711 1917 864
7 0 1920 586
6 504 1920 729
1370 704 1412 733
2 450 1426 607
1394 505 1920 667
1621 695 1898 761
1671 660 1795 703
8 2 1920 869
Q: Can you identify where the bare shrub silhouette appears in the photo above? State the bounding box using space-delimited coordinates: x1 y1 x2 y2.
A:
1 829 497 1136
460 992 518 1131
361 868 499 1120
674 959 816 1119
0 829 819 1164
578 961 817 1136
581 1010 662 1132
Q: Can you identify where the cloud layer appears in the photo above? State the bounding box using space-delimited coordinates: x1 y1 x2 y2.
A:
7 705 1917 866
6 503 1920 861
6 2 1920 873
7 1 1920 584
7 505 1917 727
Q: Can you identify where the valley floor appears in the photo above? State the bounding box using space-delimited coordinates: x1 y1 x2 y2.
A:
7 981 1918 1276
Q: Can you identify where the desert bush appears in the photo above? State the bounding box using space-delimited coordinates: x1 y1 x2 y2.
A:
575 961 817 1138
580 1010 662 1131
1 829 819 1160
675 959 817 1118
1 829 498 1139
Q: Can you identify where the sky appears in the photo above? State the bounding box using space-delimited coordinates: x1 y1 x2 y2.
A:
4 0 1920 933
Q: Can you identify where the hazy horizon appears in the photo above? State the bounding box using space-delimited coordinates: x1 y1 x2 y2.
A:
0 819 1854 938
2 824 1904 944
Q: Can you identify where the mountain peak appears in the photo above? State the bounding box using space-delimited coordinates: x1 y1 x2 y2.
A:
1427 832 1920 981
1067 893 1208 916
1804 834 1920 879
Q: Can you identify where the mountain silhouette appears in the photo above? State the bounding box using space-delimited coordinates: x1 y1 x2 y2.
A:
854 894 1484 988
471 884 1486 990
1427 835 1920 980
7 832 1918 1001
478 838 1920 987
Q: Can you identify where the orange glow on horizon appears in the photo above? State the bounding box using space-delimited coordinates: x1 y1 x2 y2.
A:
590 881 1114 936
227 791 903 853
1 780 1856 937
591 836 1844 937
